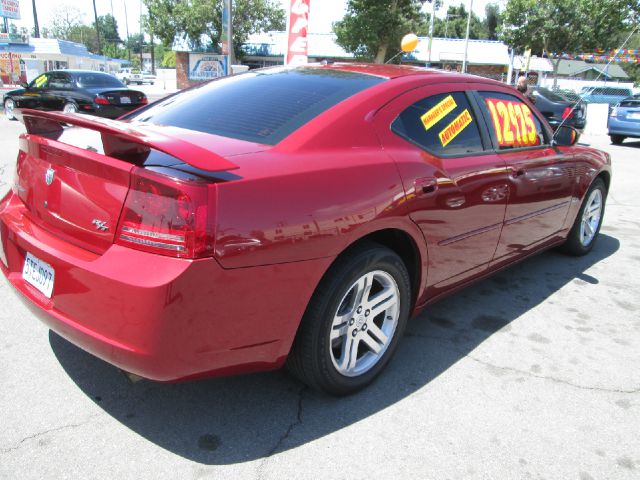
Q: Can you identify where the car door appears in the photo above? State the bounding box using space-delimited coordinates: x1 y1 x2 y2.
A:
17 73 50 109
42 72 74 110
474 90 576 266
374 84 510 297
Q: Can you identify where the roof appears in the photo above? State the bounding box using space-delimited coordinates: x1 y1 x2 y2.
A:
0 37 127 64
557 60 628 79
243 32 511 66
513 55 554 72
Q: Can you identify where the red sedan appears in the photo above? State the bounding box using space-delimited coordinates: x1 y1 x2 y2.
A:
0 64 610 395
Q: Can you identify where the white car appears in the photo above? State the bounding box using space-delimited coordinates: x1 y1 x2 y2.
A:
142 71 156 85
115 68 144 85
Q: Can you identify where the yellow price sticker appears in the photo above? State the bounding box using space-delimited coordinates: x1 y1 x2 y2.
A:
438 109 473 147
420 95 457 131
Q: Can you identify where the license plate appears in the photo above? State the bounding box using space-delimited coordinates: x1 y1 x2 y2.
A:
628 112 640 120
120 97 132 104
22 252 55 298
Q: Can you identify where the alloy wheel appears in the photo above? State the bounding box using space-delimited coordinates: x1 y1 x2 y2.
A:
580 188 602 247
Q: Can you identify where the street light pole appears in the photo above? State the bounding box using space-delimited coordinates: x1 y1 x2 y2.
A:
462 0 473 73
32 0 40 37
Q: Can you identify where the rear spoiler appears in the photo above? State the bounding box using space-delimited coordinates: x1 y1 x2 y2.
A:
16 108 238 172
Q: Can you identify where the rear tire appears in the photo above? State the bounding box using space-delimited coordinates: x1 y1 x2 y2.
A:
610 135 625 145
62 102 78 114
561 178 606 256
286 243 411 396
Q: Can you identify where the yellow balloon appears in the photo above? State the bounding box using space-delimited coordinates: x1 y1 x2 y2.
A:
401 33 419 53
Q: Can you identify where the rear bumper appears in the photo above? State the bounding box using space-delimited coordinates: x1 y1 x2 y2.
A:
81 104 145 119
608 117 640 138
0 191 332 381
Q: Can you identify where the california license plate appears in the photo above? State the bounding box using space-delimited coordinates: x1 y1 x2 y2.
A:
22 252 55 298
120 97 132 104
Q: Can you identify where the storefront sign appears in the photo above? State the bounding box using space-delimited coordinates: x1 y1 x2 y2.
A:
285 0 310 66
188 53 227 80
0 31 29 44
0 0 21 20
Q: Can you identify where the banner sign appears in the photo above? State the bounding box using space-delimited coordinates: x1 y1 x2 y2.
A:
285 0 310 66
188 53 227 81
0 31 28 44
0 0 20 19
484 98 540 148
220 0 231 75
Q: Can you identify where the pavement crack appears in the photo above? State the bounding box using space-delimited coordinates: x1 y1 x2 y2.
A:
0 415 98 455
256 384 307 479
404 331 640 395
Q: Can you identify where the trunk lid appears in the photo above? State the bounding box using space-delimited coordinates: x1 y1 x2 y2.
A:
88 88 147 106
14 109 240 254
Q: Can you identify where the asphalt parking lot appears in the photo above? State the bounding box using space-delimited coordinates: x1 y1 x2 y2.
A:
0 110 639 479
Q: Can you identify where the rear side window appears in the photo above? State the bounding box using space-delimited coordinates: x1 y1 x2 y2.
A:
76 73 125 88
478 91 546 149
125 68 384 145
391 92 485 156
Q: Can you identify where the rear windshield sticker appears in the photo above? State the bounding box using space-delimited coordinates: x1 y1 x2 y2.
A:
438 109 473 147
421 95 457 131
485 98 540 147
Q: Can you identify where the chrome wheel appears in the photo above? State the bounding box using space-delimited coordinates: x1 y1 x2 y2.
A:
63 103 78 113
4 98 15 120
330 270 400 377
580 188 602 247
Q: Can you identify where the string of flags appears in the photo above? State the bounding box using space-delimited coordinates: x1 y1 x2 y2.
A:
542 49 640 63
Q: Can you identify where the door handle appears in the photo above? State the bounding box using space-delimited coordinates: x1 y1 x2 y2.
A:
415 177 438 197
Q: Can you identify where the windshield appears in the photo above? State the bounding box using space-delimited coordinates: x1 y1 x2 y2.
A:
124 67 385 145
75 73 125 88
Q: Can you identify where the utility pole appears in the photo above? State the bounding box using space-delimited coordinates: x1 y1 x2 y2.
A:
139 0 143 69
92 0 102 55
427 0 436 67
462 0 473 73
124 0 131 61
32 0 40 37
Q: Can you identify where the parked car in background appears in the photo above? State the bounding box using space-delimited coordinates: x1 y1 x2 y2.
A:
0 64 611 395
142 71 156 85
3 70 147 120
531 87 587 131
115 68 144 85
608 94 640 144
580 86 633 105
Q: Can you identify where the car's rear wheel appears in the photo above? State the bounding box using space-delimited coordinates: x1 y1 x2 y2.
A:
63 102 78 114
561 178 606 256
610 135 625 145
4 98 16 120
287 243 410 395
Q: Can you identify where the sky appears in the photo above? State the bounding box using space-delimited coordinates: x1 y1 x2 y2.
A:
10 0 505 40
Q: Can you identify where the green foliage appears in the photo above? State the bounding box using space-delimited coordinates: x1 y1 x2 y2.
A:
499 0 638 55
333 0 428 63
143 0 285 57
161 50 177 68
432 3 486 39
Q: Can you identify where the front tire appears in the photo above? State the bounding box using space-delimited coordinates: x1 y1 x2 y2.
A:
610 135 625 145
561 178 607 256
63 102 78 114
4 98 16 120
287 243 411 396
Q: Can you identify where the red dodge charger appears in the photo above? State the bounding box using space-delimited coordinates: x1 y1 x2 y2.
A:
0 64 610 395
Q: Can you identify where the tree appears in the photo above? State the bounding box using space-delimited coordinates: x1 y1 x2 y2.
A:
334 0 427 63
97 14 122 45
48 4 85 40
143 0 285 57
500 0 640 86
484 3 500 41
433 3 485 39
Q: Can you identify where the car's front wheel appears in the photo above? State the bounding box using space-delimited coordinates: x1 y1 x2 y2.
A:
4 98 16 120
610 135 625 145
287 243 411 395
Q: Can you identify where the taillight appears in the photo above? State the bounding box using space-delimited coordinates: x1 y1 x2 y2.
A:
95 95 110 105
562 107 574 119
610 106 618 118
115 167 215 258
139 95 148 105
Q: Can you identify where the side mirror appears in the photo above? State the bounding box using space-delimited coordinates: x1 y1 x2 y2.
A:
20 82 29 88
553 125 579 146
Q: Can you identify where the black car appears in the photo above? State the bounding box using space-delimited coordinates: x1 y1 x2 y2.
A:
3 70 147 120
531 87 587 132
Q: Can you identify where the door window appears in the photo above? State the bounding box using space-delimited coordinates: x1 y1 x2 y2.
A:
478 91 547 149
48 72 73 89
391 91 485 156
30 74 49 89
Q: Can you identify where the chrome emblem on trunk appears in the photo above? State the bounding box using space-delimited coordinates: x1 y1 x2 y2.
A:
92 219 109 232
45 168 55 186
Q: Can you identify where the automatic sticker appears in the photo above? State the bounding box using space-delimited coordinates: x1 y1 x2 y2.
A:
438 109 473 146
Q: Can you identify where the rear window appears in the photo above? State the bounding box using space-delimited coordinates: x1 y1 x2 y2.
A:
620 95 640 107
124 67 384 145
534 88 567 103
75 73 125 88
